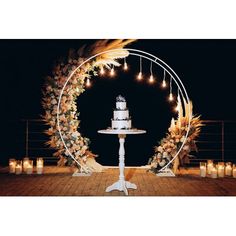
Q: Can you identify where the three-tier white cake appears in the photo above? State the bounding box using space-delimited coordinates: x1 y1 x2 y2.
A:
111 95 132 129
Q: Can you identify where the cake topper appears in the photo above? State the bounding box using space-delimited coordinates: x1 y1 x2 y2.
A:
116 95 126 102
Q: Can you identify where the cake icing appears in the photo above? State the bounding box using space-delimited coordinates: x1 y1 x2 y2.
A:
111 95 132 129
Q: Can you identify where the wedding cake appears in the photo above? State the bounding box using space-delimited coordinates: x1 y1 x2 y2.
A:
111 95 132 129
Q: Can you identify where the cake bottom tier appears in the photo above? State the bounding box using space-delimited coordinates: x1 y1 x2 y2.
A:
111 119 132 129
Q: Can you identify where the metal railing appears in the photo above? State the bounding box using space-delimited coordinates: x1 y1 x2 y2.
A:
21 119 236 164
192 120 236 163
21 119 56 163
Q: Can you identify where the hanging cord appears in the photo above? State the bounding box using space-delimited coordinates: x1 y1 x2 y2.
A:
140 56 142 73
150 61 153 75
170 76 172 94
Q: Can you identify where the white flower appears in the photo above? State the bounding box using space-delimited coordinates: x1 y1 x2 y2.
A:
159 160 166 167
163 152 168 158
72 132 79 139
151 162 158 168
51 98 57 105
157 146 163 153
157 153 162 158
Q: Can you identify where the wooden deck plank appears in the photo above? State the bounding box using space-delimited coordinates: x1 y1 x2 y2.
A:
1 167 236 196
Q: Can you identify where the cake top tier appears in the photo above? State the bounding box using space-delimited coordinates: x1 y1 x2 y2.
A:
116 95 126 102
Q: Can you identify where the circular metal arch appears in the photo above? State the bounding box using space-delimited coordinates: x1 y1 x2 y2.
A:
56 48 191 173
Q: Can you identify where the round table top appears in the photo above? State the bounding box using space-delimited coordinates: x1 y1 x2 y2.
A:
98 128 146 135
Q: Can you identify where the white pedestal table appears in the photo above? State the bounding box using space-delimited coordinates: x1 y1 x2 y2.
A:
98 129 146 195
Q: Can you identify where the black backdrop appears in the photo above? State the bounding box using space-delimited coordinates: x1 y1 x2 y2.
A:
1 39 236 166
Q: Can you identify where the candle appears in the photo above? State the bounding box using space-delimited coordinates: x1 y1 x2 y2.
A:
26 160 33 174
36 158 44 174
225 162 232 176
200 162 206 177
23 158 30 173
207 160 214 175
233 164 236 178
9 159 16 174
217 162 225 178
211 166 217 178
15 161 22 175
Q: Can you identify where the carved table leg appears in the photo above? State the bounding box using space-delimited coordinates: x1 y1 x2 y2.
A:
105 134 137 195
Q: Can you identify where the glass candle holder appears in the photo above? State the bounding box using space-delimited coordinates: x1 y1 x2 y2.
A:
200 162 206 177
9 159 16 174
225 162 232 176
233 164 236 178
207 160 214 175
23 157 30 173
15 160 22 175
36 158 44 174
211 164 217 178
217 162 225 178
26 160 33 174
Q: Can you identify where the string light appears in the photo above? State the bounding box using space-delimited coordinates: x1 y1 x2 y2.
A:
86 78 91 87
168 77 174 101
174 88 180 112
149 61 154 84
162 70 167 88
137 56 143 80
124 58 128 70
100 66 105 75
149 74 154 83
110 65 115 77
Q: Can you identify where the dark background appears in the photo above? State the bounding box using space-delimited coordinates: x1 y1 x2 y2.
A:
1 39 236 166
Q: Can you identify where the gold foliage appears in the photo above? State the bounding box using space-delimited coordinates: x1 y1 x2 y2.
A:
42 40 136 169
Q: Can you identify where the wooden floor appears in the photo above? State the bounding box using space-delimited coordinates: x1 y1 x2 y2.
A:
0 166 236 196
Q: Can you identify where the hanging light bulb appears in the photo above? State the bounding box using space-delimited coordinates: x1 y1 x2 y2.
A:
137 72 143 80
123 58 128 70
149 74 154 83
174 88 180 111
110 66 115 77
86 78 91 87
162 70 167 88
162 79 167 88
168 77 174 101
137 56 143 80
169 93 174 101
149 61 155 84
100 66 105 75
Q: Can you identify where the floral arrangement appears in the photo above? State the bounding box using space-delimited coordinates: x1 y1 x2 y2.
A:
148 96 203 174
42 40 135 171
